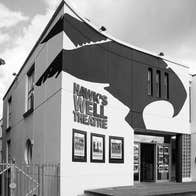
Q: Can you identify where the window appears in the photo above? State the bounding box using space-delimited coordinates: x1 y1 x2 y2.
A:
25 139 33 164
27 65 35 112
7 97 11 128
182 134 191 178
164 73 169 99
156 70 161 98
147 68 153 96
6 140 11 163
189 82 191 123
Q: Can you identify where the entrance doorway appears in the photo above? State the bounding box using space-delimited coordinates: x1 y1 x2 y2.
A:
140 143 155 182
134 134 173 183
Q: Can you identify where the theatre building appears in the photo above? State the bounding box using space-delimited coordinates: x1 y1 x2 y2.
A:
2 1 195 196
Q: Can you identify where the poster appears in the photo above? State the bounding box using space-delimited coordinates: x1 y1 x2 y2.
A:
111 139 123 159
134 165 139 173
109 136 124 163
163 146 169 155
158 165 164 173
91 133 105 162
163 154 169 164
158 155 163 164
157 145 169 174
134 144 139 164
72 129 87 162
158 145 163 154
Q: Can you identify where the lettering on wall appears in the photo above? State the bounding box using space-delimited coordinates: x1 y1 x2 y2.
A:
73 83 108 129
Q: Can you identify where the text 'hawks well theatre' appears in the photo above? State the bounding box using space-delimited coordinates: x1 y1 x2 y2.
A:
2 1 196 196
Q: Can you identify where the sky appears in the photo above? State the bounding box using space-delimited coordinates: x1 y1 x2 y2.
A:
0 0 196 117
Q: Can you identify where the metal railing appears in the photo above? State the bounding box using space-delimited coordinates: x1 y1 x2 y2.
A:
0 163 60 196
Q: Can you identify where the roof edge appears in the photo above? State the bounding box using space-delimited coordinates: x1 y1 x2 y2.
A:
64 0 189 69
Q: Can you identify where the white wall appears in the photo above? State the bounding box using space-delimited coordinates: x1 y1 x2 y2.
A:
192 132 196 181
60 72 134 196
143 60 190 134
191 76 196 181
191 76 196 132
2 6 64 165
59 4 191 195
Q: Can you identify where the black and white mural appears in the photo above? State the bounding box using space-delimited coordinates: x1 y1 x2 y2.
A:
37 11 187 131
34 3 190 196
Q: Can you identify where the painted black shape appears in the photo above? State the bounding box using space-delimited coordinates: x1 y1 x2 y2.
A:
63 13 107 46
41 16 64 43
37 13 187 130
36 51 63 86
36 44 187 130
41 13 107 45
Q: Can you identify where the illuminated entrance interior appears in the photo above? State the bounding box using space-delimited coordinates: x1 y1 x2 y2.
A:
134 134 173 182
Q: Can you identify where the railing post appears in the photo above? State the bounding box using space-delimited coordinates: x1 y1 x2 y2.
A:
1 165 5 196
10 164 16 196
37 165 41 196
57 164 60 196
42 165 44 196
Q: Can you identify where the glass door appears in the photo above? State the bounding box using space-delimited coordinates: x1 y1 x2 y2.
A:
140 143 156 182
134 143 140 182
156 144 170 181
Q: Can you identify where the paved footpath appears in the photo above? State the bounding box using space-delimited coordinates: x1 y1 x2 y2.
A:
85 182 196 196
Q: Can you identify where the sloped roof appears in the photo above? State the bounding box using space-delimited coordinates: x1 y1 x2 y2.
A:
63 0 189 68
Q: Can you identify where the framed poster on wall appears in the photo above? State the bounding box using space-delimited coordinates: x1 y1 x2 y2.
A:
72 129 87 162
91 133 105 163
109 136 124 163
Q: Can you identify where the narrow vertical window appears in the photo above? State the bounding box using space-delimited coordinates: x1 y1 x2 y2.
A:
147 68 153 96
189 81 191 123
164 73 169 99
27 65 35 111
156 70 161 98
6 140 11 163
7 97 12 128
25 139 33 164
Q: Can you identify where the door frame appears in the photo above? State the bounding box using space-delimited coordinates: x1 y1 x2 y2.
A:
134 142 141 183
134 141 171 183
156 143 171 182
140 142 156 182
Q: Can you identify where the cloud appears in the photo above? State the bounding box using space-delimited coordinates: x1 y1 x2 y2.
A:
43 0 60 11
0 3 29 29
0 14 54 82
0 2 60 117
69 0 196 73
0 32 10 44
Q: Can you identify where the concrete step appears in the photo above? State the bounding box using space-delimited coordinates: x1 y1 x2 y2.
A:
80 193 105 196
79 194 99 196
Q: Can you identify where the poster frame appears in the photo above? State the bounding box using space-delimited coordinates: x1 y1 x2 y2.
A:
72 129 87 162
90 133 105 163
109 136 124 163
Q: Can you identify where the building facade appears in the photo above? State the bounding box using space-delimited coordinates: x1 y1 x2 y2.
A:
2 1 195 196
0 119 2 162
191 75 196 181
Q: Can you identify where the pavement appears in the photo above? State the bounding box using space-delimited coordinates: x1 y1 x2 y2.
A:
84 182 196 196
